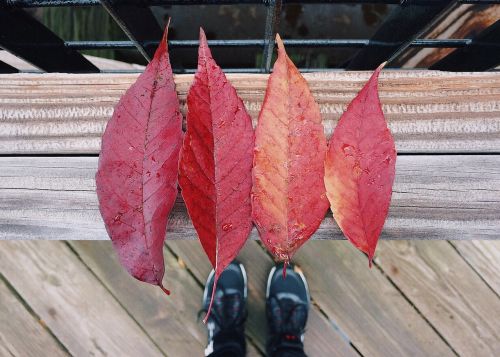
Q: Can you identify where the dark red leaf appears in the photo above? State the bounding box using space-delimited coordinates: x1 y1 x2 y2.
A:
252 34 329 270
178 28 254 321
324 63 396 266
95 24 183 294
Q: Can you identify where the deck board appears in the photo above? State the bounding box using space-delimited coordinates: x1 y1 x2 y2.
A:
1 240 499 356
1 71 499 154
67 241 208 356
0 69 499 356
376 240 500 355
293 241 455 357
451 240 500 296
0 277 68 357
0 241 163 356
67 241 263 356
1 156 498 241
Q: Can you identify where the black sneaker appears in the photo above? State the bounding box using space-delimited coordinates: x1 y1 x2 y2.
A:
266 263 310 356
202 261 247 357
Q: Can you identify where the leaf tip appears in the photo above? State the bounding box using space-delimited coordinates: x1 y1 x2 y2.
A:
159 283 171 296
282 260 288 279
275 33 285 53
199 27 207 44
203 275 218 324
154 19 170 60
165 17 171 32
368 250 375 268
198 27 212 60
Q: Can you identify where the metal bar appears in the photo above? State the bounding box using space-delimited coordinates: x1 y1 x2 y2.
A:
431 20 500 71
261 0 282 73
99 0 163 61
0 8 99 72
3 38 480 50
0 60 18 73
347 0 456 70
6 0 500 7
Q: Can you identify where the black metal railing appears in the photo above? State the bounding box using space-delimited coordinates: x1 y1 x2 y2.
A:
1 0 499 73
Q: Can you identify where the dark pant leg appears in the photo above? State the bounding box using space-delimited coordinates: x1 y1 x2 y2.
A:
207 330 246 357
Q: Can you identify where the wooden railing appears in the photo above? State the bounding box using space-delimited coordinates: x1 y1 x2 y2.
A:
0 71 499 240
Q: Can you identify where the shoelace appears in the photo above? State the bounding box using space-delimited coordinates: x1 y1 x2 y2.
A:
269 297 307 340
199 291 246 331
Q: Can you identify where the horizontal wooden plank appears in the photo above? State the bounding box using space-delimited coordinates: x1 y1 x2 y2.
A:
0 155 498 241
0 71 499 154
0 241 163 356
376 240 500 355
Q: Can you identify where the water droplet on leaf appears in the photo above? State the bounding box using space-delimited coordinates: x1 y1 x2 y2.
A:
222 223 232 231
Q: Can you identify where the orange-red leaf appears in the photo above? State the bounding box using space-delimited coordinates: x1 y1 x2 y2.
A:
178 28 254 321
95 24 182 294
252 35 329 266
324 63 396 265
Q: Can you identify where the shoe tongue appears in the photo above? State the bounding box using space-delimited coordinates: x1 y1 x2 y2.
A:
270 296 307 337
212 289 243 328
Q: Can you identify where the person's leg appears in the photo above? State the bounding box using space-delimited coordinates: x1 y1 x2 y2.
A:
266 263 309 357
202 261 247 357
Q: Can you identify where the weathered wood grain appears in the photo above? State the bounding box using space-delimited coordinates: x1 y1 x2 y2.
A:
376 240 500 356
1 71 499 154
451 240 500 296
68 241 263 356
0 241 163 356
167 241 358 357
0 276 68 357
67 241 208 356
0 155 498 241
292 241 454 357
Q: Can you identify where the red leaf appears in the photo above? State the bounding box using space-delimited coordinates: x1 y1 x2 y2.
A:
252 35 329 269
178 28 254 321
95 23 183 294
324 63 396 266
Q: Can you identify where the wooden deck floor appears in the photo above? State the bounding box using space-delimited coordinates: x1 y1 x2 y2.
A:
1 239 499 357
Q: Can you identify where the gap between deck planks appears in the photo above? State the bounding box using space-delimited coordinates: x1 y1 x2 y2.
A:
0 71 499 154
1 71 499 356
374 240 500 356
67 240 264 357
0 240 164 356
159 238 500 356
0 275 68 357
0 156 498 241
1 239 499 356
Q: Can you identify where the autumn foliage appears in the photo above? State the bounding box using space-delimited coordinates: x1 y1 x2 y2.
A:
252 35 329 272
96 24 182 295
324 63 396 266
179 29 254 320
96 24 396 304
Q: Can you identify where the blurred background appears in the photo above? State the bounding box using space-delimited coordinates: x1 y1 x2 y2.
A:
22 2 499 71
